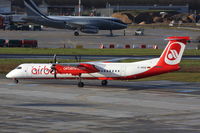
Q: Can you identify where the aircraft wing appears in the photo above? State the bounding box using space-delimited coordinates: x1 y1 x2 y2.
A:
51 57 129 76
65 22 83 30
57 57 129 65
65 22 99 33
88 57 130 63
53 63 99 76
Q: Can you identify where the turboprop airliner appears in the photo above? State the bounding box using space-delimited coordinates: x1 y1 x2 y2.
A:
6 36 190 87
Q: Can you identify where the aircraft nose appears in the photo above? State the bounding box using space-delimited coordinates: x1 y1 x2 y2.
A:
6 71 14 78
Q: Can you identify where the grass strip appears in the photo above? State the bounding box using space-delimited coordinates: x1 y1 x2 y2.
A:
136 72 200 82
0 48 199 56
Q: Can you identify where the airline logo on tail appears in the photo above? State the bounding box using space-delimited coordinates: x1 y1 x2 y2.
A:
157 36 190 67
165 42 185 65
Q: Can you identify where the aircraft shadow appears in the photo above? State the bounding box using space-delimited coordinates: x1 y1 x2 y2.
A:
20 79 195 92
15 103 95 107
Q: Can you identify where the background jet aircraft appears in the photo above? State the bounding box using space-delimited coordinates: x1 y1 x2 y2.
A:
6 36 190 87
23 0 127 36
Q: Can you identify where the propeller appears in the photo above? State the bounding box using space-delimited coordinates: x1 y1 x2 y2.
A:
50 54 57 79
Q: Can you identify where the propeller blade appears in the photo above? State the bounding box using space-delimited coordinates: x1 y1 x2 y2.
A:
50 64 56 73
75 55 78 62
79 56 81 62
53 54 57 63
54 70 57 79
51 55 57 78
50 69 54 73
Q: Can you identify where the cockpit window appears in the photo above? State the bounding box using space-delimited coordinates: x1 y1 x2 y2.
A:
16 66 22 69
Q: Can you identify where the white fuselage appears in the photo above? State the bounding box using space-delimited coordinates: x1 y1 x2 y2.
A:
6 58 159 80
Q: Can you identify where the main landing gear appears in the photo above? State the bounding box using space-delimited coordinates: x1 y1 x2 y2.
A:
78 74 84 87
74 31 80 36
110 30 113 36
77 74 108 87
101 80 108 86
14 78 19 84
78 82 84 87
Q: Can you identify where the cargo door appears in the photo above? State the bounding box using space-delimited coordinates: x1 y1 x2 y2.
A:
27 65 34 78
121 65 126 76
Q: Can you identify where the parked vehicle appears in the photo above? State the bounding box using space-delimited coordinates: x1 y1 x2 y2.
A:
0 16 4 29
6 40 22 47
33 25 42 31
0 39 6 47
22 40 38 48
135 28 144 36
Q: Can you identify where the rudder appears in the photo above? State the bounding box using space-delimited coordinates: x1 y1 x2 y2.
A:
157 36 190 67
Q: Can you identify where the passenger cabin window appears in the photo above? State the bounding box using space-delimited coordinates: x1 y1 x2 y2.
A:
16 66 22 69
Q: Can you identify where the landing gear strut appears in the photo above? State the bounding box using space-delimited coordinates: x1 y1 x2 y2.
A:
74 31 79 36
78 74 84 87
110 30 113 36
78 82 84 87
101 80 108 86
14 78 19 84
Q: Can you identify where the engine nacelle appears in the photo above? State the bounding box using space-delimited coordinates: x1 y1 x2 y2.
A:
80 27 99 34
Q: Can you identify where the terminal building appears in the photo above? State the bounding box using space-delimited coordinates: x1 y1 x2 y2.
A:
38 3 190 16
0 0 191 16
38 1 78 16
107 4 189 13
0 0 11 14
37 1 83 16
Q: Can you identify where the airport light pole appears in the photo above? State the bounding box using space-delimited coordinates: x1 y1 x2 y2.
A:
108 3 111 16
78 0 81 16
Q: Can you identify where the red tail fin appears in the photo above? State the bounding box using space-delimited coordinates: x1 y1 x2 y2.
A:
157 36 190 67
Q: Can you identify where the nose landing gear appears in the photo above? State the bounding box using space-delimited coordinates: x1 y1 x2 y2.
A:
14 78 19 84
110 30 113 36
74 31 80 36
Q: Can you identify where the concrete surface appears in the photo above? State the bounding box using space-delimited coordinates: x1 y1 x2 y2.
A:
0 27 199 49
0 78 200 132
